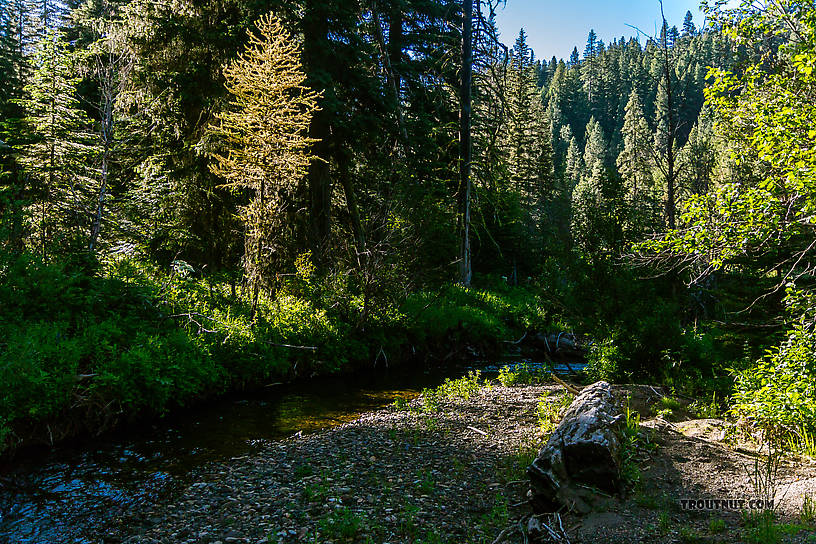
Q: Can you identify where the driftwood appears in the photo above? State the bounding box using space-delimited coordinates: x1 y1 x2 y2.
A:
531 332 584 358
527 381 624 514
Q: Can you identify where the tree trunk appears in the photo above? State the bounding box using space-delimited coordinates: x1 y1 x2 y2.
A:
303 3 333 261
308 110 332 256
388 1 403 98
90 83 113 254
458 0 473 286
527 381 624 514
338 155 365 252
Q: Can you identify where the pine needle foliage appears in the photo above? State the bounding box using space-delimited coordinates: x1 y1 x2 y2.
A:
15 30 97 257
208 13 320 314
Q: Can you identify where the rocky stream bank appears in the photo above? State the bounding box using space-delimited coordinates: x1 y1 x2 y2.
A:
80 384 816 544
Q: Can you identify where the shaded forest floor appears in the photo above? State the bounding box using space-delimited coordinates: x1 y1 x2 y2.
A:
104 384 816 544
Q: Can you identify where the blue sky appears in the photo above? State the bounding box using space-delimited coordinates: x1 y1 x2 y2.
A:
494 0 734 60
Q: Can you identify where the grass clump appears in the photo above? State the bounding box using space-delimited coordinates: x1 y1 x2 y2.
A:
802 495 816 526
619 402 644 486
709 517 728 534
497 363 550 386
785 426 816 458
536 391 574 436
678 525 705 544
689 392 721 419
318 507 366 540
498 441 538 483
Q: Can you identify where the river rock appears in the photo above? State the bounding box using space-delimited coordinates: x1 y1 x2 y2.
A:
527 381 624 514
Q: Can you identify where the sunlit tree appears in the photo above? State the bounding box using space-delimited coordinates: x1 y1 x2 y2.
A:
208 13 320 316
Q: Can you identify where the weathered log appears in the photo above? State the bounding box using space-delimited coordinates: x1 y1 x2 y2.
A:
527 381 623 514
531 332 584 357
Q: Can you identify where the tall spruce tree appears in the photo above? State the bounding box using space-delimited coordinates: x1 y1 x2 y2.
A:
564 135 582 189
507 29 540 187
617 89 654 205
571 116 608 253
682 10 696 37
16 30 97 257
677 108 716 203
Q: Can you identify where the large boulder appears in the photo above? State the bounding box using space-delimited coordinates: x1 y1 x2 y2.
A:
527 381 624 514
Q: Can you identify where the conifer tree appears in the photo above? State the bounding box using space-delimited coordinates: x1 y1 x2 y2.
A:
583 29 598 103
208 13 320 316
0 0 28 124
72 0 134 254
571 117 608 252
0 4 18 112
564 135 582 189
568 46 579 67
682 11 696 37
16 30 97 257
26 0 67 43
507 29 542 188
617 89 654 204
677 108 716 202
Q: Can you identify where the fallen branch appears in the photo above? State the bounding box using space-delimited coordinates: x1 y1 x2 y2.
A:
490 524 518 544
266 341 318 351
531 513 571 544
502 331 528 345
551 374 581 395
467 426 488 436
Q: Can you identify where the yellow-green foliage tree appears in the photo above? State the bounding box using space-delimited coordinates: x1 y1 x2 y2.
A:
208 13 320 315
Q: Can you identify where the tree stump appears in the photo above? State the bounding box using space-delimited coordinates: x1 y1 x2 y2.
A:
527 381 624 514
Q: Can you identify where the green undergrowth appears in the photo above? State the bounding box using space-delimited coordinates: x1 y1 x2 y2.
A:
408 370 490 414
497 362 551 386
0 252 551 454
536 391 574 436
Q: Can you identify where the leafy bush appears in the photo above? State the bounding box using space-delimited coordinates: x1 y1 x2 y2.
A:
619 403 642 485
537 391 574 435
418 370 488 413
586 338 625 382
497 363 551 386
437 370 486 400
732 319 816 438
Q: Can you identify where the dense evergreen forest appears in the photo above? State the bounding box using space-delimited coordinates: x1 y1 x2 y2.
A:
0 0 815 482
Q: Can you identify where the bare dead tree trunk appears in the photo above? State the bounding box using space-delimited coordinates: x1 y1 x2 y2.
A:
458 0 473 286
88 2 132 254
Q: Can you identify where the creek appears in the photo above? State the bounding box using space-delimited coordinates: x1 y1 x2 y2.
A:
0 359 582 543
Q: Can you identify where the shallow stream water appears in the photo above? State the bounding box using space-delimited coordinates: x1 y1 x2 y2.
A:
0 359 583 543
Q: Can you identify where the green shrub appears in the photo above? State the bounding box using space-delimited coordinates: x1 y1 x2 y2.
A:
318 507 365 539
619 403 642 485
497 363 550 386
709 517 728 534
732 321 816 438
537 392 574 435
586 338 625 382
0 251 556 454
437 370 485 400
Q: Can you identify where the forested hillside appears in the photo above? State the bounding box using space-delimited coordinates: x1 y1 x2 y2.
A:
0 0 814 472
